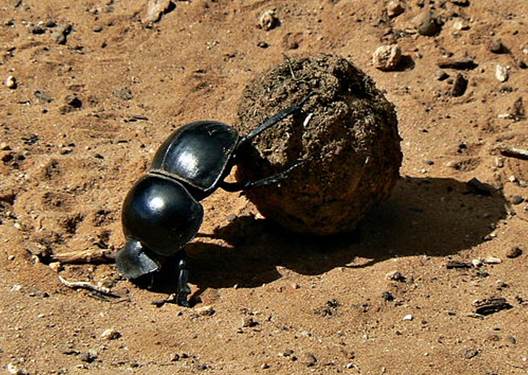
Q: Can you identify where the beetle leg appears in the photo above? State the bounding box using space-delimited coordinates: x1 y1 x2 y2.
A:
176 251 192 307
237 94 312 147
220 161 303 192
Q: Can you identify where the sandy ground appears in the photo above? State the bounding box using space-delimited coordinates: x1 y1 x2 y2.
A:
1 0 528 374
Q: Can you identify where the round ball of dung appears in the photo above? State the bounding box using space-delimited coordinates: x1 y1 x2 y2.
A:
235 55 402 235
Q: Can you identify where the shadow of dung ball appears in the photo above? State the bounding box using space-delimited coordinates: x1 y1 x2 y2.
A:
235 55 402 235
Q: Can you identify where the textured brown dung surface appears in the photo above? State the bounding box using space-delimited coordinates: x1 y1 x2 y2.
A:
1 1 528 374
236 55 402 234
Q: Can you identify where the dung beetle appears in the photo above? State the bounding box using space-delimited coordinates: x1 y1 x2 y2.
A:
116 95 311 306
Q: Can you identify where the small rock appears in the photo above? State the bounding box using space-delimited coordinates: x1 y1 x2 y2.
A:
506 246 523 259
113 87 133 101
386 271 406 282
436 70 449 81
6 363 28 375
403 314 414 321
437 57 478 70
446 260 472 269
505 335 517 345
80 350 98 363
53 24 72 45
451 73 468 97
466 177 493 195
100 328 121 340
48 262 62 272
30 23 46 34
483 257 502 265
488 39 507 54
195 305 215 316
257 41 269 48
5 75 17 89
143 0 176 25
452 19 470 31
451 0 469 5
372 44 402 71
511 195 524 205
281 349 294 357
382 291 395 301
495 64 509 82
473 297 513 315
463 348 479 359
416 12 441 36
471 259 483 268
258 9 279 31
302 352 317 367
34 90 53 103
386 1 404 18
241 316 259 328
260 363 270 369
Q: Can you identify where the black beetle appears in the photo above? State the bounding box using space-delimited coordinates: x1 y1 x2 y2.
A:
115 95 311 306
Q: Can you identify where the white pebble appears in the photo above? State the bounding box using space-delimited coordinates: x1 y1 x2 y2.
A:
100 328 121 340
483 257 502 264
495 64 509 82
5 75 17 89
403 314 414 321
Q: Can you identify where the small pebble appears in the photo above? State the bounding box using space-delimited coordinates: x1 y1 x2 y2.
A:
195 305 215 316
48 262 62 272
6 363 28 375
488 39 507 54
416 12 441 36
241 316 259 328
436 70 449 81
386 0 404 18
483 257 502 265
257 41 269 48
302 352 317 367
258 9 279 31
30 23 46 34
386 271 406 282
511 195 524 205
382 291 395 301
495 64 509 82
372 44 402 71
403 314 414 321
143 0 175 24
471 259 483 267
463 348 479 359
5 75 17 89
100 328 121 340
451 73 468 97
506 246 523 259
452 19 470 31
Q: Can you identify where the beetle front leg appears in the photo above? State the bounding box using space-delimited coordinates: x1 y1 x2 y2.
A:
176 250 191 307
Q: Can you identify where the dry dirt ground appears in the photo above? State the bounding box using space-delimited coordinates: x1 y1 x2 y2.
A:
1 0 528 374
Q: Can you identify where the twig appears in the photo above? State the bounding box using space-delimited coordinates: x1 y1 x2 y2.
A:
282 54 297 80
58 275 115 296
52 249 114 264
500 147 528 161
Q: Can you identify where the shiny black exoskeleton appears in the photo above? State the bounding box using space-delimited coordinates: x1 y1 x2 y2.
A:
115 96 310 306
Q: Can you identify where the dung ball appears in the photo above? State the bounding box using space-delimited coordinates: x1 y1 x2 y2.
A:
235 55 402 235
